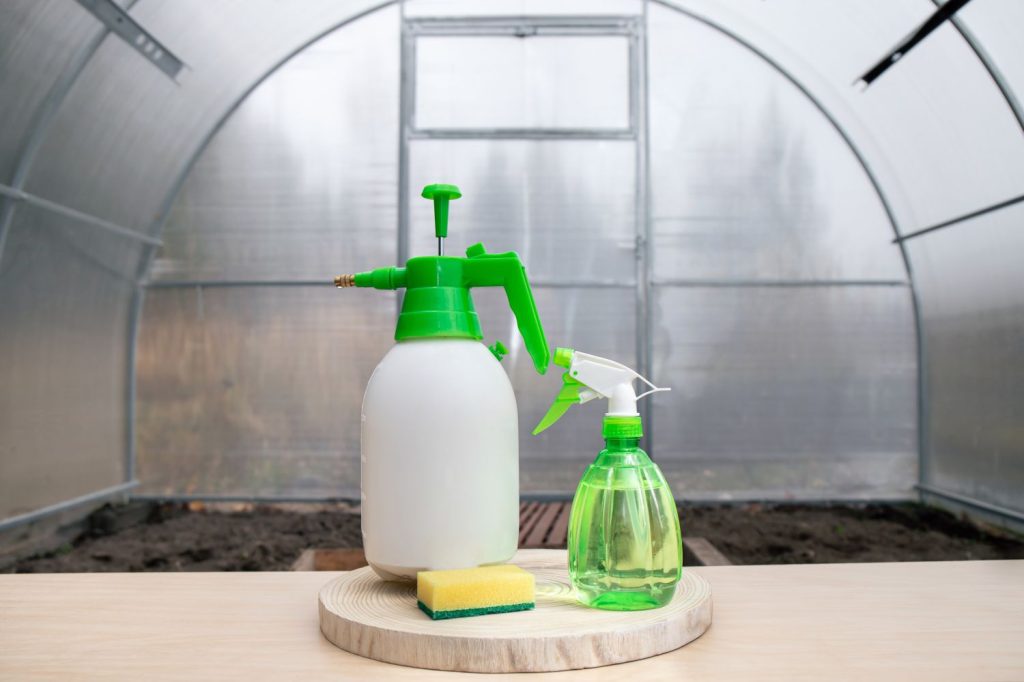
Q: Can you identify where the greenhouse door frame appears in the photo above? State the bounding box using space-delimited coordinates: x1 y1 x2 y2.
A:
396 11 655 442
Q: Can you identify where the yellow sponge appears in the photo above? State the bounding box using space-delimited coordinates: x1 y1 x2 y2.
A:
417 564 535 620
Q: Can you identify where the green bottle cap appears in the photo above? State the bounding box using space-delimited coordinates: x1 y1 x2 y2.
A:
602 415 643 439
346 184 550 375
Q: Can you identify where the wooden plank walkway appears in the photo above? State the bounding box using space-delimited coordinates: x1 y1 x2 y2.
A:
291 501 731 566
519 501 571 549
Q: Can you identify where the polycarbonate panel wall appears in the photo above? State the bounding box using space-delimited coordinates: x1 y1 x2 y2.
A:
0 206 138 518
953 0 1024 118
150 7 399 283
648 5 907 283
137 287 395 497
415 36 631 130
647 5 916 498
908 202 1024 512
0 0 106 181
24 0 392 232
6 0 1024 518
652 287 916 499
659 0 1024 229
1 0 403 518
407 140 636 283
136 7 400 496
135 1 921 499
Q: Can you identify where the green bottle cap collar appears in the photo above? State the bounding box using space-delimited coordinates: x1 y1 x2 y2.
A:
602 415 643 439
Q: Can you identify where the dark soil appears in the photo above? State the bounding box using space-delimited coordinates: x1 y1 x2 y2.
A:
682 503 1023 564
9 503 362 573
7 501 1022 573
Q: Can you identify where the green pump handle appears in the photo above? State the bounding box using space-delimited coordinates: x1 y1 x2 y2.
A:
463 243 549 375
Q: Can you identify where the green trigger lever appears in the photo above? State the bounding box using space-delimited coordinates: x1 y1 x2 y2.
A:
533 372 584 435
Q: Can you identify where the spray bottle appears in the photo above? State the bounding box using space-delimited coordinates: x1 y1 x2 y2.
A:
533 348 681 610
336 184 549 581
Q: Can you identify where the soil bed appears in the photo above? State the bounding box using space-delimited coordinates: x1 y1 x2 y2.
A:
684 503 1022 564
8 502 1022 573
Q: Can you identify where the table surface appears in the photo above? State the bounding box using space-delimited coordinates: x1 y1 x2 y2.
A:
1 553 1022 681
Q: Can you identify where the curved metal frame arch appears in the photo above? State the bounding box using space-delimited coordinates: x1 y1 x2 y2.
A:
936 0 1024 134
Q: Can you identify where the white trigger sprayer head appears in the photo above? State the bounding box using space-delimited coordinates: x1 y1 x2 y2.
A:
532 348 670 435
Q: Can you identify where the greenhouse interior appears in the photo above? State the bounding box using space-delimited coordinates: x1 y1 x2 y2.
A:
0 0 1022 677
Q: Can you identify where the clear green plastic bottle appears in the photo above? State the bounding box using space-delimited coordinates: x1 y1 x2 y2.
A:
567 416 682 611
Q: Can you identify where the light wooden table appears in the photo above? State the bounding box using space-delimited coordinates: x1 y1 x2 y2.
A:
2 555 1022 681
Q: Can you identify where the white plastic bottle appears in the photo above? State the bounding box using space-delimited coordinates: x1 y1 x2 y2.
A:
335 183 550 580
361 339 519 580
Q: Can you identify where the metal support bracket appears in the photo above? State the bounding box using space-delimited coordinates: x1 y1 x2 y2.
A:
0 183 162 246
856 0 972 87
893 192 1024 244
75 0 185 80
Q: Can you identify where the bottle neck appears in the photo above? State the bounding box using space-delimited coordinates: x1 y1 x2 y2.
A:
604 436 640 451
594 437 650 468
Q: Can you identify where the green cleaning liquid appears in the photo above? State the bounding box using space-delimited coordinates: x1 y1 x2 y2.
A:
567 435 682 611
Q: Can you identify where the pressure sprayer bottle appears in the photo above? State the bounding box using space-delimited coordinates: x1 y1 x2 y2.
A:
335 184 549 581
533 348 681 610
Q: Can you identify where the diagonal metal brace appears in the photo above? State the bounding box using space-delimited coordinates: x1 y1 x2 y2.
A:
856 0 972 88
75 0 185 80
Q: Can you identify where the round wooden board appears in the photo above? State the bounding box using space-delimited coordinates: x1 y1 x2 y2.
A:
318 549 712 673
